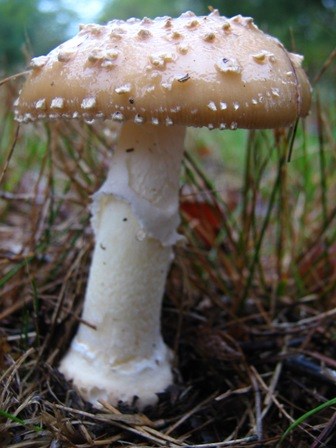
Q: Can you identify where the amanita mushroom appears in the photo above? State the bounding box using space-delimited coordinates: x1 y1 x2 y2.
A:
14 11 311 409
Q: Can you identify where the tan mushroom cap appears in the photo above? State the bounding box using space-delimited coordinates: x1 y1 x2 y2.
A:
15 10 311 130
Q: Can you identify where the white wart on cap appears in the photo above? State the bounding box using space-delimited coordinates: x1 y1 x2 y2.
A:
15 11 311 130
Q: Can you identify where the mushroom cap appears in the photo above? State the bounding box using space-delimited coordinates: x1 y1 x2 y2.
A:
15 11 311 130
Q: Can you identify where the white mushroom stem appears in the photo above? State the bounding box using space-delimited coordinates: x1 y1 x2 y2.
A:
59 122 186 409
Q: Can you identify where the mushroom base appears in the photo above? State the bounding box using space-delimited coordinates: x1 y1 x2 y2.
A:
60 338 173 409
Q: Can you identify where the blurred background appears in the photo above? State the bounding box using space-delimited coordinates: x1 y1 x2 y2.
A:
0 0 335 87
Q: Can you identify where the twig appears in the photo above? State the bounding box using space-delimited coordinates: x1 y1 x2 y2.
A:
99 401 186 446
313 47 336 84
273 307 336 329
310 411 336 448
165 393 218 436
250 366 295 425
181 434 259 447
0 124 20 185
250 369 263 441
0 71 30 87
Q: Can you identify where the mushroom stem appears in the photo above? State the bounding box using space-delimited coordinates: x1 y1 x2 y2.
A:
59 122 186 409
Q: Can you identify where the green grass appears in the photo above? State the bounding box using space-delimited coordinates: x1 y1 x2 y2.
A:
279 396 336 446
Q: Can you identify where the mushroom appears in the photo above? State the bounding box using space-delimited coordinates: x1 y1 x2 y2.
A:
14 11 311 409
